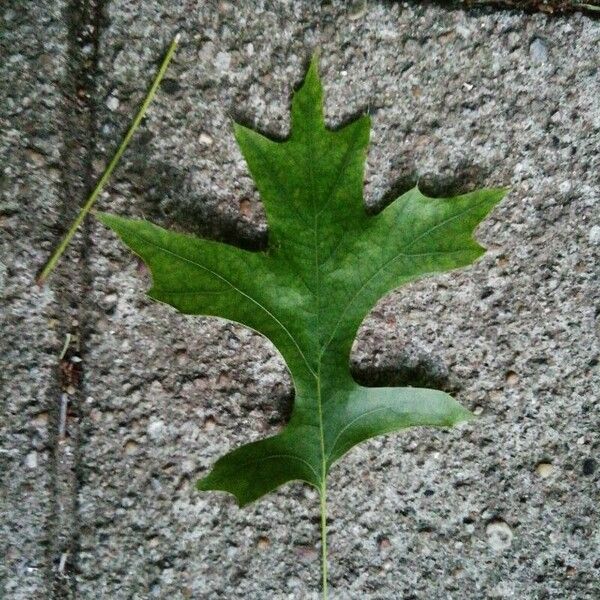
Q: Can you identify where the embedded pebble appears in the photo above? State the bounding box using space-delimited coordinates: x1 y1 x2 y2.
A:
295 545 317 563
180 459 195 474
25 451 38 469
33 412 49 427
378 536 392 551
199 132 213 146
214 51 231 72
529 38 548 63
101 293 118 313
486 520 513 550
589 225 600 244
106 95 119 111
124 440 138 455
257 536 270 550
147 420 165 441
535 462 554 478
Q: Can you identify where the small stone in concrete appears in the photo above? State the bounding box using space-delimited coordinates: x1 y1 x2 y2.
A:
535 462 554 478
529 37 548 62
589 225 600 244
33 412 49 427
147 420 165 441
215 51 231 72
348 0 368 20
203 416 216 431
106 94 119 111
101 293 118 313
199 132 213 146
25 451 38 469
295 544 318 563
486 520 513 551
257 536 270 550
378 536 392 551
123 440 138 455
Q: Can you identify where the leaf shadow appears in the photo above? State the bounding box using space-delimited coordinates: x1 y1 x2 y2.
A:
351 353 460 394
124 156 268 252
370 160 493 215
229 104 371 143
229 109 289 143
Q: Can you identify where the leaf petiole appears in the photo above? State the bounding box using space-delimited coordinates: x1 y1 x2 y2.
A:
320 482 329 600
36 33 180 285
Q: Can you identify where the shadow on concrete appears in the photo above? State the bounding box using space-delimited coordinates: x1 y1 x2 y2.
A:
352 356 458 393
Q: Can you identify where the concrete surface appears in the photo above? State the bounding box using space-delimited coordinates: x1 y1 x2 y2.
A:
1 1 599 599
0 2 70 598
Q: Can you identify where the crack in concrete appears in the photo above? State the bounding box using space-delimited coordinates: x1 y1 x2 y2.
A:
46 1 104 598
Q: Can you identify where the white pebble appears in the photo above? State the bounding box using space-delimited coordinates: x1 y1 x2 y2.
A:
486 520 513 551
535 463 554 478
147 420 165 441
589 225 600 245
25 451 38 469
180 459 195 474
199 133 213 146
215 51 231 72
529 38 548 63
106 95 120 111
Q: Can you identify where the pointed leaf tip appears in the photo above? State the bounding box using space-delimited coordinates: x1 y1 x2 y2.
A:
309 49 320 75
453 404 477 425
291 52 324 132
96 211 126 232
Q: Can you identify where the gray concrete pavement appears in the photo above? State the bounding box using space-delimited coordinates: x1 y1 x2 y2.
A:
1 2 69 598
2 2 599 599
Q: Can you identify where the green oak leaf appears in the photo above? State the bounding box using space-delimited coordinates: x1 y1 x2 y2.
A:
98 57 506 509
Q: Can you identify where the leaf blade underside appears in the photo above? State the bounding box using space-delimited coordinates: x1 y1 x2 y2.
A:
98 56 506 507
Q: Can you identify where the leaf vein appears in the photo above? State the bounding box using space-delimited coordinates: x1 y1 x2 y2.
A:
319 200 490 357
326 406 388 466
232 452 320 483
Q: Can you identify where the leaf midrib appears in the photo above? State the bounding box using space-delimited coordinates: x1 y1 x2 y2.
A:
326 406 387 467
234 452 321 483
304 120 327 487
303 118 369 483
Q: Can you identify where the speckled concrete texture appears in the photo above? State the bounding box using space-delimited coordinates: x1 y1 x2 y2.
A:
2 1 599 599
0 2 69 598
